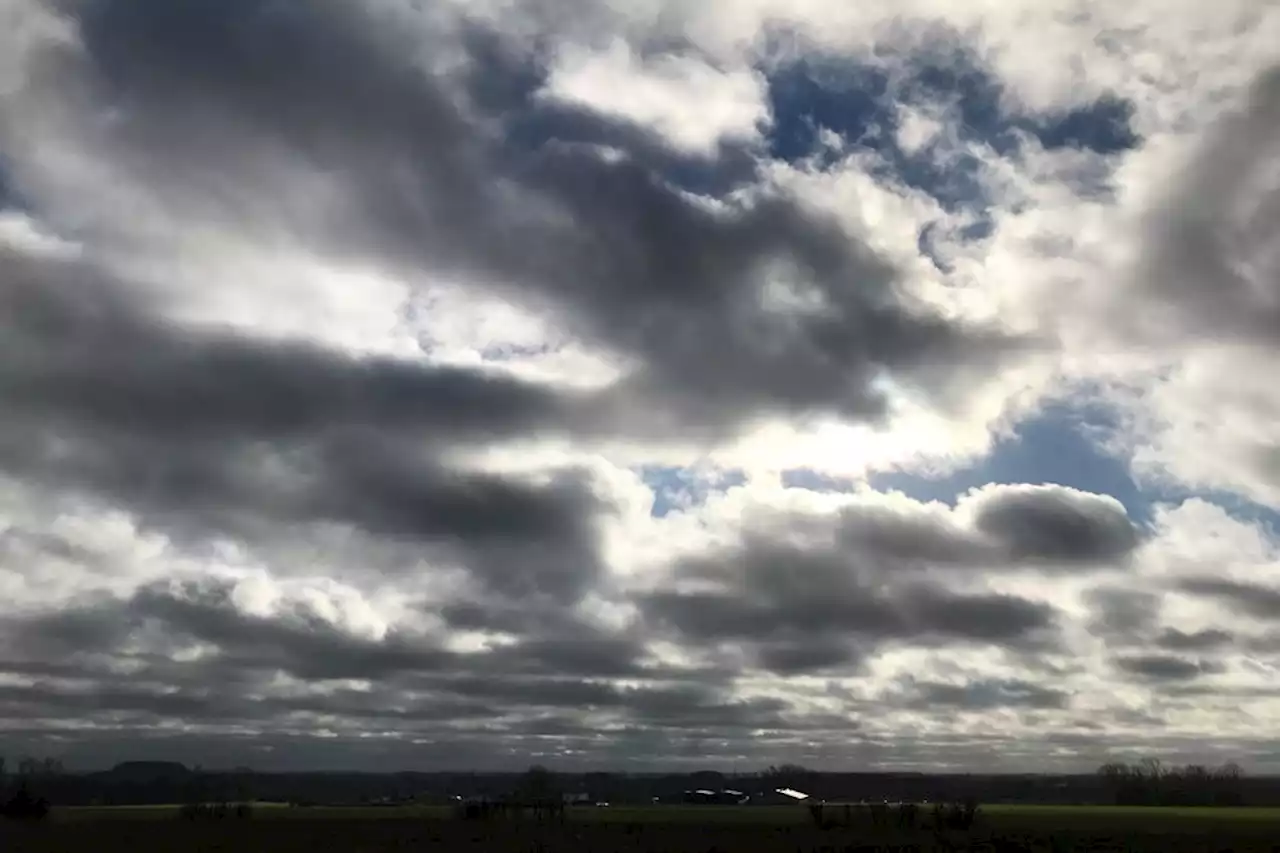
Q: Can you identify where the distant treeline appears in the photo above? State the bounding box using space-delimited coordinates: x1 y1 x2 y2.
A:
1097 759 1245 806
2 758 1275 808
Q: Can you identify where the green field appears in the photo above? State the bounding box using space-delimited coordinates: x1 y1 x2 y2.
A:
10 802 1280 851
50 802 1280 822
982 803 1280 821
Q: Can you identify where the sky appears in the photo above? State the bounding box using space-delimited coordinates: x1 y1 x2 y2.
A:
1 0 1280 774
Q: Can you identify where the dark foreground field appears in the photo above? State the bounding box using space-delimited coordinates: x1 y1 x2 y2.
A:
3 804 1280 852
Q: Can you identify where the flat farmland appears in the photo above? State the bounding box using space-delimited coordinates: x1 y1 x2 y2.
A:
1 803 1277 851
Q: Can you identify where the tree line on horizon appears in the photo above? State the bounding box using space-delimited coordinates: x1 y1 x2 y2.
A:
0 754 1264 809
1096 759 1245 806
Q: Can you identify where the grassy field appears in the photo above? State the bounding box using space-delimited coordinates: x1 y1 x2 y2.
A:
48 801 1280 822
4 802 1279 851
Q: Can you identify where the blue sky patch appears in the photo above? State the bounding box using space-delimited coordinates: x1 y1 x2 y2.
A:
867 402 1153 525
762 43 1142 175
640 465 746 517
760 38 1141 269
765 60 893 166
779 400 1280 537
467 30 1141 210
1031 96 1140 155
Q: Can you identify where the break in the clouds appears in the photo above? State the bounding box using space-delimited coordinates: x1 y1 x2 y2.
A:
1 0 1279 773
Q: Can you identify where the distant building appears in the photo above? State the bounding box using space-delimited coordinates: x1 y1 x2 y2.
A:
752 787 811 805
683 789 751 805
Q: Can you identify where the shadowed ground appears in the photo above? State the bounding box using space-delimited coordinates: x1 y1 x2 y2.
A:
2 803 1277 851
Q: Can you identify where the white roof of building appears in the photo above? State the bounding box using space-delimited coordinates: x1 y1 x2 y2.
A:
775 787 810 800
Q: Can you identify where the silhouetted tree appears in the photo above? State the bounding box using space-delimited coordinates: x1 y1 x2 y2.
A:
518 765 554 800
2 785 50 821
763 763 811 790
513 764 563 821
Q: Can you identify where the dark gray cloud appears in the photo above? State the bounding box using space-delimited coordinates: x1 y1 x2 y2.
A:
895 678 1071 711
757 484 1142 579
1101 62 1280 507
1181 578 1280 621
0 580 824 750
0 252 571 444
617 484 1149 673
0 237 1072 761
754 637 863 675
0 247 609 598
1155 627 1236 652
0 576 701 691
5 577 729 702
0 0 1041 620
641 540 1060 671
1086 588 1243 676
1135 65 1280 348
1084 586 1163 643
831 507 986 566
1114 654 1222 682
969 485 1141 565
5 581 450 682
626 485 1143 673
43 0 1023 437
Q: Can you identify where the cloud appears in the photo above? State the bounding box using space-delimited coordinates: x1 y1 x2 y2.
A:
1085 587 1163 643
1154 628 1235 652
1114 654 1222 682
1134 66 1280 348
1 0 1280 772
0 571 813 754
893 677 1071 711
0 247 609 600
1180 578 1280 622
1093 65 1280 508
17 0 1023 441
633 485 1128 673
538 38 770 157
967 484 1140 564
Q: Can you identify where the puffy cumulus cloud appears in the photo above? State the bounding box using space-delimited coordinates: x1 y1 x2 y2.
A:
626 482 1143 684
966 485 1140 565
1 0 1279 772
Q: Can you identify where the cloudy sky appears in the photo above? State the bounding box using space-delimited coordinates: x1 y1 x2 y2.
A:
1 0 1279 773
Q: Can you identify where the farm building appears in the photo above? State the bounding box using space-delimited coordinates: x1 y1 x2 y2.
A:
751 788 812 805
681 788 751 805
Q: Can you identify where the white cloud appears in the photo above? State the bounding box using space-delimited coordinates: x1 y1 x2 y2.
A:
894 103 945 155
539 38 769 156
